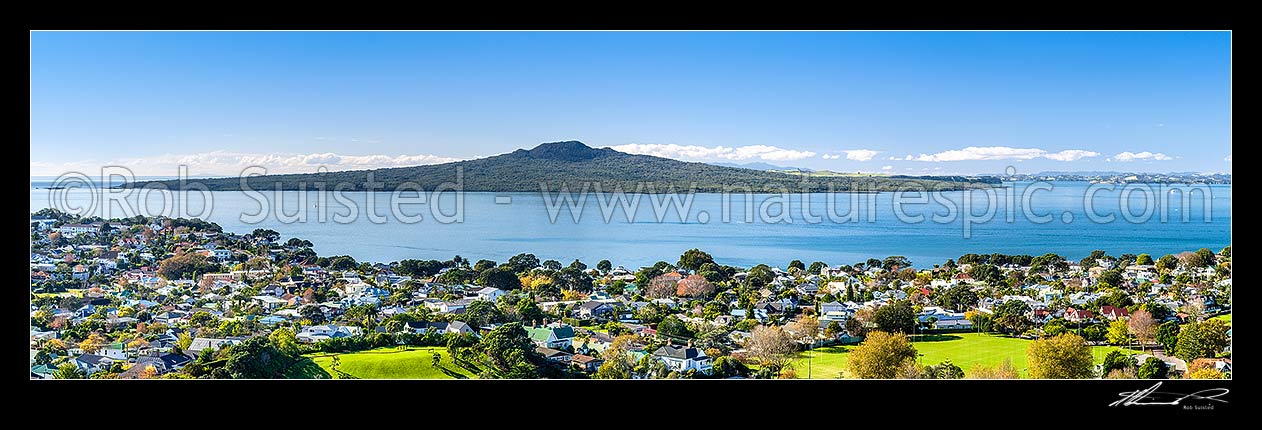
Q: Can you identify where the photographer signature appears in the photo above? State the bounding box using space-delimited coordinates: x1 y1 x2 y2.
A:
1110 382 1229 407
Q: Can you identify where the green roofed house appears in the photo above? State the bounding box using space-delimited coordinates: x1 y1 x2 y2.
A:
525 323 576 350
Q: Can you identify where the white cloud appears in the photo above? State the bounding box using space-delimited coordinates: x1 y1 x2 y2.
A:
1113 151 1173 162
29 150 464 176
913 146 1102 162
842 149 880 162
1224 154 1232 162
881 165 893 171
610 143 816 162
904 155 914 161
1043 150 1101 161
822 154 841 160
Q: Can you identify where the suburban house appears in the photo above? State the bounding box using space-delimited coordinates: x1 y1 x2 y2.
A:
576 300 617 320
1064 308 1094 323
297 325 362 343
186 337 243 357
1100 306 1130 320
473 287 506 302
571 354 604 372
526 323 576 349
537 347 572 363
651 341 713 374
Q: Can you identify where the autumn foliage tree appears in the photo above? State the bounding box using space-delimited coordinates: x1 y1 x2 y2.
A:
646 274 678 299
1026 333 1094 379
675 274 715 298
1128 310 1157 351
746 325 795 373
968 358 1020 379
845 331 918 379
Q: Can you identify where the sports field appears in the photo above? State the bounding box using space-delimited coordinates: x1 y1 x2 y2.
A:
288 346 479 379
790 332 1142 379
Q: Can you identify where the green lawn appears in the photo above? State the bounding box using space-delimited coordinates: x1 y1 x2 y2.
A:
790 332 1142 379
1212 313 1232 325
289 346 480 379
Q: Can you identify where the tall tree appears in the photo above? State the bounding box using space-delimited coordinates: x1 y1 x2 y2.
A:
1106 319 1131 345
1173 319 1230 361
846 331 918 379
1137 357 1169 379
475 323 540 379
675 274 715 298
872 300 916 334
1026 333 1093 379
1128 310 1157 351
677 249 715 272
746 325 795 373
1155 321 1181 352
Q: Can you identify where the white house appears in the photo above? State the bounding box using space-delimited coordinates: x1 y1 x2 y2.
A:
474 287 506 302
652 342 713 374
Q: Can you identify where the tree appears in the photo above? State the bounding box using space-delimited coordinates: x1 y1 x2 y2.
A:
808 261 827 274
596 260 612 273
1026 333 1093 379
515 299 544 325
1081 324 1108 343
223 337 293 379
300 305 325 324
657 316 693 338
1193 248 1216 267
675 274 715 298
269 327 300 356
1186 367 1224 379
1101 350 1136 375
79 332 109 354
1173 319 1230 361
872 300 916 334
788 260 806 272
1155 254 1179 273
968 264 1002 284
1042 319 1068 337
472 259 497 272
746 325 795 372
923 360 964 379
934 285 979 312
476 266 522 290
710 356 750 378
542 260 562 271
646 274 678 299
1106 319 1131 345
968 358 1019 379
677 249 715 272
156 252 217 280
745 264 774 288
507 253 540 273
176 332 193 353
824 321 843 338
882 256 911 271
992 300 1032 335
786 315 820 345
1137 356 1169 379
846 331 918 379
476 323 542 379
1156 321 1180 352
1136 254 1154 265
463 300 506 328
1128 310 1157 351
53 362 85 379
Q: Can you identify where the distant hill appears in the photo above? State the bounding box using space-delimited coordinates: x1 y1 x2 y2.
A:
127 141 998 192
709 161 814 172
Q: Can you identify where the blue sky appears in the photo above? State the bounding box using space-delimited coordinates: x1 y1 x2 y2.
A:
30 31 1231 176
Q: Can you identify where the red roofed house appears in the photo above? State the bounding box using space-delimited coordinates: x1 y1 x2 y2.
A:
1064 307 1094 323
1100 306 1130 320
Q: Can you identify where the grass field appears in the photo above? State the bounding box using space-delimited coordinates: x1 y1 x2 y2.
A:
789 332 1142 379
288 346 480 379
1212 313 1232 325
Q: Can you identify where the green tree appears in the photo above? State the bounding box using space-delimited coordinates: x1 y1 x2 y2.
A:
53 362 85 379
788 260 806 272
872 300 916 334
1101 350 1136 375
1155 254 1179 272
475 323 540 379
268 327 301 356
515 299 544 325
993 300 1032 335
596 260 613 273
1042 319 1068 337
1137 356 1169 379
677 249 715 272
1155 321 1181 352
934 285 979 312
223 337 293 379
507 253 540 273
1173 319 1230 361
473 259 496 272
542 260 562 271
807 261 827 274
923 360 964 379
1106 319 1131 345
845 331 918 379
657 315 693 338
1136 254 1154 265
1026 333 1093 379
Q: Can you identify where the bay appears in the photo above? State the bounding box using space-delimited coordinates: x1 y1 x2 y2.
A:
29 181 1231 269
